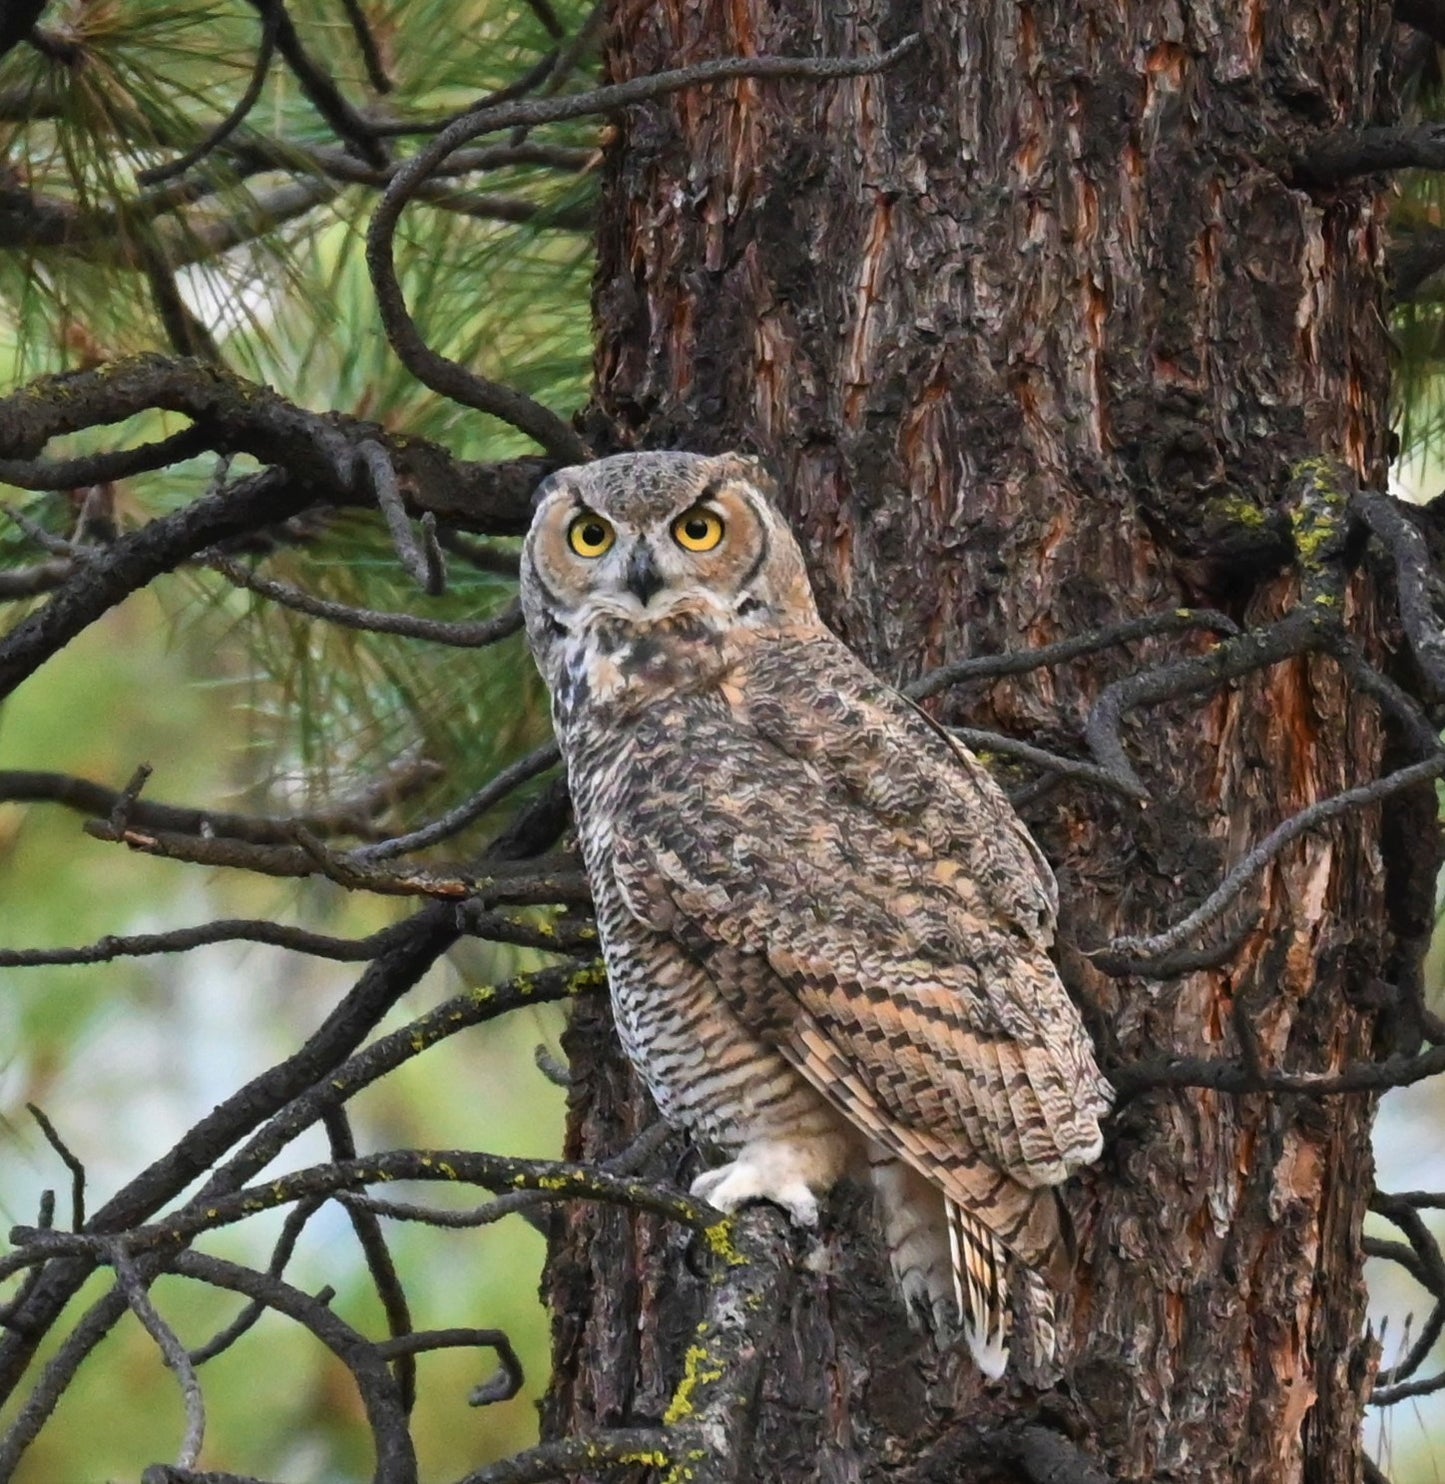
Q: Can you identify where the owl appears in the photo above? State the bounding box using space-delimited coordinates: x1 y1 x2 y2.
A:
519 450 1111 1375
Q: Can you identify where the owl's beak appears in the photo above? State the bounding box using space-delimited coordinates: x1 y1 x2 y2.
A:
624 542 665 607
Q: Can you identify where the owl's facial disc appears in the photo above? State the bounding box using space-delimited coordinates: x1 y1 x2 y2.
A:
521 452 822 664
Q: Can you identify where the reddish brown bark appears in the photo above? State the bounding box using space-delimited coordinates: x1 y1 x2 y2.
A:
545 4 1426 1480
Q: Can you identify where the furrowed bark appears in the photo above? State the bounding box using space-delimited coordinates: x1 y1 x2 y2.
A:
546 4 1416 1481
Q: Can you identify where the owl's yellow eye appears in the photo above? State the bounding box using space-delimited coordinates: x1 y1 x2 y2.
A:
672 508 724 553
567 513 615 558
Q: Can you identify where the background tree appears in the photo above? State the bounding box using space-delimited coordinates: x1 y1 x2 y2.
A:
2 3 1445 1483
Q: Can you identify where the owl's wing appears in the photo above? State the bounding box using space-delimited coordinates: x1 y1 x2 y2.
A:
609 636 1110 1214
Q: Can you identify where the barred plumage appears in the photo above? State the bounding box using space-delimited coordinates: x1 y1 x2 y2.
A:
520 450 1112 1374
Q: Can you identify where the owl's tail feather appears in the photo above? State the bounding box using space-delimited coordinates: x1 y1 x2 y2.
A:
946 1199 1010 1378
869 1156 1060 1377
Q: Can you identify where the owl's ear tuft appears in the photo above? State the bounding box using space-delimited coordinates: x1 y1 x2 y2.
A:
719 451 779 498
531 471 568 510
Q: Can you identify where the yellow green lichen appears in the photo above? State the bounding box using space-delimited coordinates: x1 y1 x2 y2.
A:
1289 457 1349 567
566 961 608 994
1292 455 1346 496
664 1343 725 1425
513 1171 575 1191
1206 495 1267 529
1291 504 1341 567
701 1215 744 1266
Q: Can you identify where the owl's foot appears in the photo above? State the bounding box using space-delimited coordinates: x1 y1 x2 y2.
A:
690 1137 845 1228
868 1155 958 1340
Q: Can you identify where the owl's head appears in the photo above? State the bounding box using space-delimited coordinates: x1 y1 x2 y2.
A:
520 451 819 683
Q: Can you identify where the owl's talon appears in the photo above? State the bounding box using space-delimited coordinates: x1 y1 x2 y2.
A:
689 1143 828 1228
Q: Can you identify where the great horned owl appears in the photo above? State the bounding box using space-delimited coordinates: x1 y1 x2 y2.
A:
519 450 1111 1375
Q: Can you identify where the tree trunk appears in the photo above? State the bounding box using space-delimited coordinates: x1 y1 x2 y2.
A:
545 4 1427 1480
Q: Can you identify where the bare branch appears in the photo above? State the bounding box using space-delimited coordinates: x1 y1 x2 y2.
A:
1388 223 1445 302
0 559 73 598
111 1248 206 1471
5 1150 712 1271
905 608 1238 701
1370 1190 1445 1400
353 742 560 862
235 138 593 180
24 1105 85 1230
520 0 565 39
0 760 442 846
533 1044 572 1088
206 554 521 646
1293 123 1445 186
373 1329 523 1407
1084 608 1328 799
0 898 463 1399
951 728 1141 796
248 0 388 166
337 0 392 94
0 426 211 489
453 1430 675 1483
1112 1041 1445 1098
171 1250 415 1479
340 1119 670 1234
323 1108 416 1413
1353 490 1445 704
0 914 568 970
362 440 446 594
1086 462 1352 796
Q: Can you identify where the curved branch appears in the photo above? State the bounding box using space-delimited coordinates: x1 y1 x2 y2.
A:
1101 753 1445 965
111 1249 206 1471
137 0 280 185
1353 490 1445 703
170 1250 415 1483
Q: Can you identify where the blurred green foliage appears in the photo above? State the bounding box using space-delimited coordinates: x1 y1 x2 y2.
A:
0 0 595 1477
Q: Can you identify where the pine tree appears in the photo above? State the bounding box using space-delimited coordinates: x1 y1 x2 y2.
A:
1 4 1444 1482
